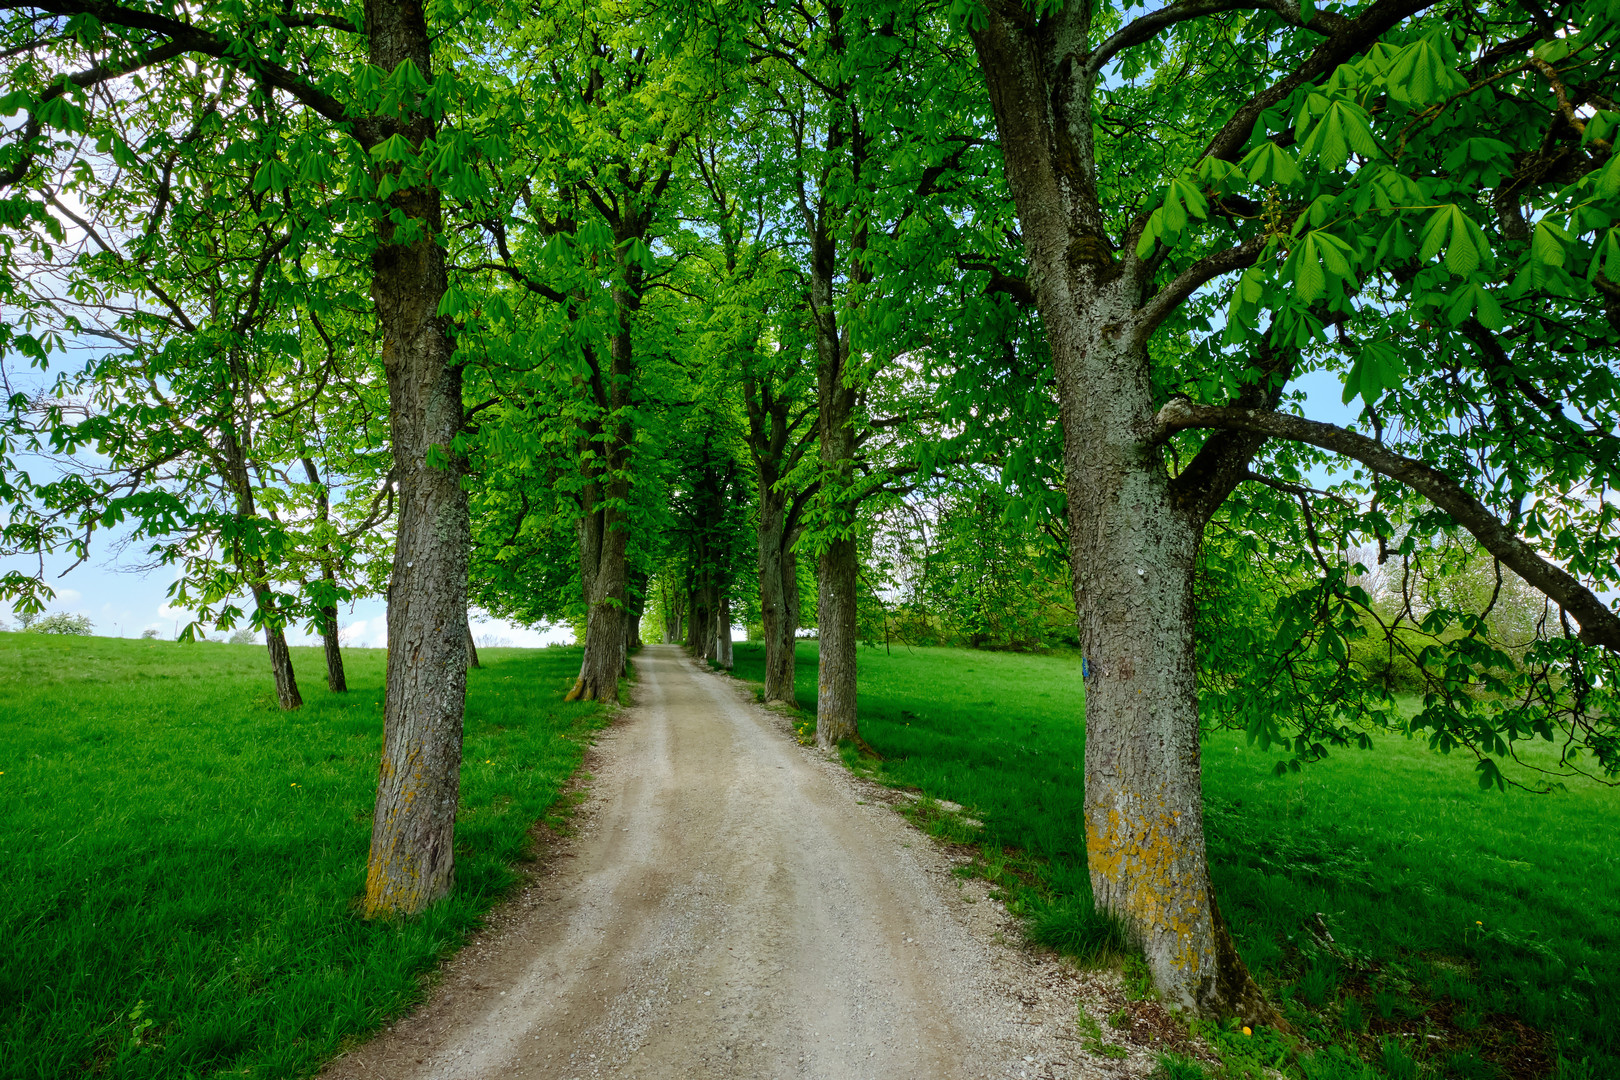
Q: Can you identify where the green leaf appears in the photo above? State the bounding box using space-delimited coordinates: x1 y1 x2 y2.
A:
1386 37 1466 105
1194 156 1242 187
34 94 86 133
1447 282 1502 328
1531 219 1570 267
1240 141 1303 188
1418 205 1490 274
370 133 416 164
1135 207 1166 258
1596 153 1620 199
251 159 292 195
1589 228 1620 282
1295 236 1326 300
1298 100 1381 170
1345 340 1404 404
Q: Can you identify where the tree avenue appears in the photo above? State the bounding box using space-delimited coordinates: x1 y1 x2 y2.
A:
1 0 1617 1031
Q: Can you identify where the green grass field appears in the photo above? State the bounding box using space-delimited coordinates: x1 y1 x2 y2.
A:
0 634 606 1079
731 640 1619 1080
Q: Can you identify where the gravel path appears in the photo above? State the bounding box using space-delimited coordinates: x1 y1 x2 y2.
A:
322 645 1171 1080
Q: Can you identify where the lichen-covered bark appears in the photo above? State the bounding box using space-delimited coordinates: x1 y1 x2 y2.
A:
362 0 470 919
971 6 1269 1018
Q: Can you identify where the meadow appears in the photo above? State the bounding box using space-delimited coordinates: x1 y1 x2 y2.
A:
730 641 1619 1080
0 634 607 1079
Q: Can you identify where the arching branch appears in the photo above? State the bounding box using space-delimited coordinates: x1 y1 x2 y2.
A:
1155 399 1620 652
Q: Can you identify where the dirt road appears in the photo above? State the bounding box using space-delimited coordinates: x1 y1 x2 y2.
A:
323 645 1161 1080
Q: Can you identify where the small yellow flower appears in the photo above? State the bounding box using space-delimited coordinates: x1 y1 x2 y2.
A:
1475 920 1483 926
1241 1026 1252 1037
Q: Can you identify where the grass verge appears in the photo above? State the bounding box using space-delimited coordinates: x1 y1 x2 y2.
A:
0 634 608 1079
731 640 1618 1080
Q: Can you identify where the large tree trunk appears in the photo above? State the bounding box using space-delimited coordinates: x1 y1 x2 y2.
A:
569 489 628 702
220 426 302 711
717 595 733 669
815 535 858 748
756 477 801 704
812 273 860 749
252 583 303 710
626 567 647 652
319 600 347 692
970 9 1268 1019
779 548 801 694
689 584 714 659
363 0 471 919
300 459 347 693
569 276 638 701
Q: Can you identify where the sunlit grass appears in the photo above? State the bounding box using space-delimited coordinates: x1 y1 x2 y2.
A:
0 634 605 1079
733 639 1619 1078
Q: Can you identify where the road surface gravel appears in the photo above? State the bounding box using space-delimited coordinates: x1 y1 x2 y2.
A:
322 645 1170 1080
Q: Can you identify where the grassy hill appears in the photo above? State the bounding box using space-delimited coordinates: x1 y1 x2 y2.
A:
0 634 606 1079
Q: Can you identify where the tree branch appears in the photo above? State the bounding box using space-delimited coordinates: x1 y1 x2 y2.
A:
1085 0 1347 82
5 2 359 141
1199 0 1436 163
1137 232 1269 339
1155 399 1620 652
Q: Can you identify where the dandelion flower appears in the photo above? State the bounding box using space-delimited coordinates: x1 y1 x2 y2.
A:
1241 1026 1252 1036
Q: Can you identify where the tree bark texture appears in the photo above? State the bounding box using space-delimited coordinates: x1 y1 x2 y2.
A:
808 102 863 750
362 0 471 920
758 518 802 703
698 584 721 663
221 428 301 711
568 271 640 701
971 8 1268 1019
717 594 734 669
627 567 648 652
568 483 628 702
815 536 858 748
750 407 809 705
319 600 347 692
254 583 304 711
301 458 348 693
811 333 859 746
